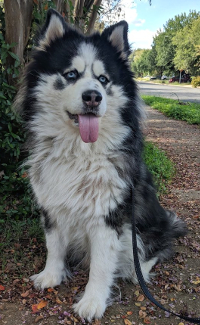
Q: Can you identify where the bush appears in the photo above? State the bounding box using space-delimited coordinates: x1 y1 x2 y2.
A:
0 8 39 223
191 76 200 88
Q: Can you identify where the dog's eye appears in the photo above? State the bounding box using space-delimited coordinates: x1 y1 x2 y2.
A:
98 75 109 84
63 70 78 81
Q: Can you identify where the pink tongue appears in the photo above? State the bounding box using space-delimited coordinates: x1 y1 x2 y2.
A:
78 114 99 143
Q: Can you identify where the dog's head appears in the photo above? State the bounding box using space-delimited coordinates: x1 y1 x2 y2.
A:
16 9 137 144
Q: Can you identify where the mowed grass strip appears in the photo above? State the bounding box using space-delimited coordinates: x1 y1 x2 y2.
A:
142 95 200 125
143 141 175 195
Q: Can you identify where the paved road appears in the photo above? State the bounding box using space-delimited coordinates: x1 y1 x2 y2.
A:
138 81 200 103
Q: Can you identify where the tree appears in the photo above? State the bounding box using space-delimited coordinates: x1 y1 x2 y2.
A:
152 31 175 76
172 17 200 75
3 0 104 67
130 49 156 77
2 0 153 70
164 10 200 36
152 10 200 77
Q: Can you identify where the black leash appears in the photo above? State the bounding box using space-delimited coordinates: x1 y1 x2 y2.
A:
131 187 200 324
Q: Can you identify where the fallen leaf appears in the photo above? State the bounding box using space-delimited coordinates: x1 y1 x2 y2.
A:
0 285 5 291
124 319 132 325
72 286 79 292
37 300 48 309
139 310 147 318
191 277 200 285
21 290 30 297
56 297 63 304
135 302 141 307
35 315 44 323
32 300 48 313
137 294 145 302
127 311 133 315
32 304 39 313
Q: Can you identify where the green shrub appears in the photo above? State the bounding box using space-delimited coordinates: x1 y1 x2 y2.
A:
0 8 39 223
191 76 200 88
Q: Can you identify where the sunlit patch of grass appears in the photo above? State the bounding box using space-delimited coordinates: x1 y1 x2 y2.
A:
142 95 200 125
143 141 175 195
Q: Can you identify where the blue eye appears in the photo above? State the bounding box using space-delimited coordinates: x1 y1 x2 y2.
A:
63 70 78 81
98 75 109 84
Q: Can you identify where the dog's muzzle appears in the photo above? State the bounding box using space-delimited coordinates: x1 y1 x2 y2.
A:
82 90 102 114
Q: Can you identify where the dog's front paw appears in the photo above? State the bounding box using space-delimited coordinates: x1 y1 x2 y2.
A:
73 294 106 321
30 268 66 290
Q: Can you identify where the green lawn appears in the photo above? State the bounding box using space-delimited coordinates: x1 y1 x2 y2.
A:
143 141 175 195
142 95 200 125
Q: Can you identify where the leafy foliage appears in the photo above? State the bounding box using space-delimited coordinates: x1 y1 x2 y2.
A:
0 7 39 223
191 76 200 88
130 10 200 77
142 95 200 125
131 49 156 77
172 17 200 74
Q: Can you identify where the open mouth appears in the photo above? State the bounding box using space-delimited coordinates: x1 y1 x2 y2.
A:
66 111 99 143
67 111 78 124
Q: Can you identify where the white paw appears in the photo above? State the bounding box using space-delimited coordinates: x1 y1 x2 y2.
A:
73 294 106 321
30 268 66 289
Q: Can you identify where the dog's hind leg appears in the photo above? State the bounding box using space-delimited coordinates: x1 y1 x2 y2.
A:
117 224 157 283
73 224 120 321
30 210 69 289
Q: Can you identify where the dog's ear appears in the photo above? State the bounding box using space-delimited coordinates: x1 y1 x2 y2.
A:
102 21 130 59
37 9 68 50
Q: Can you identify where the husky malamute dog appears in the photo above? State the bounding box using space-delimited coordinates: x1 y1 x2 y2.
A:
15 9 187 321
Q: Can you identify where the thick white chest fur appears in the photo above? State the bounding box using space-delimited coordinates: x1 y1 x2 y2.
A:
29 142 128 226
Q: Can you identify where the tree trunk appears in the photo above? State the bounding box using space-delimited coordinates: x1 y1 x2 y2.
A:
87 0 102 34
4 0 33 64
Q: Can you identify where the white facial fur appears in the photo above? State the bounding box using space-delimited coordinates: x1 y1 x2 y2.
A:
62 43 107 117
32 41 130 149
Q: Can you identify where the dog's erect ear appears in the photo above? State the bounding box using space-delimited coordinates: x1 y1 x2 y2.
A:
38 9 68 50
102 21 130 59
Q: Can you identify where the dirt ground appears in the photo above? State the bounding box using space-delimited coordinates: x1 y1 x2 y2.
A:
0 105 200 325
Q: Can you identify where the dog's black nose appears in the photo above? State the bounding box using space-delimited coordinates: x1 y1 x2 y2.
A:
82 90 102 107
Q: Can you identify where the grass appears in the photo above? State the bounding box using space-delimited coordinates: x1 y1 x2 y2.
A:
0 217 44 250
137 78 192 86
142 95 200 125
143 141 175 194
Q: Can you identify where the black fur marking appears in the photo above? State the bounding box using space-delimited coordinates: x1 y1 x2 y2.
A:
54 77 65 90
106 84 113 96
133 169 187 261
41 208 55 231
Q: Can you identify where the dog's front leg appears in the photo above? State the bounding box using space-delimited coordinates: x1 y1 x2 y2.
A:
74 225 120 321
31 224 68 289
